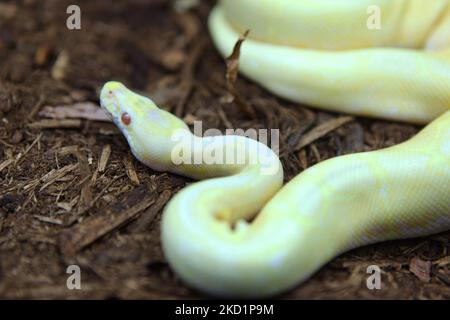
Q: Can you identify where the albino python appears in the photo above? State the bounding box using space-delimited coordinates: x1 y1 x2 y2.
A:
99 0 450 297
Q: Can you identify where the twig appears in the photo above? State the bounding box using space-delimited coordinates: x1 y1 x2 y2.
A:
28 119 82 129
15 132 42 165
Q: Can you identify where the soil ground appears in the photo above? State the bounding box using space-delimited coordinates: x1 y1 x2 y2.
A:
0 0 449 299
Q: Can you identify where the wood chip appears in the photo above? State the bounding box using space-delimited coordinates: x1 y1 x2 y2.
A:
409 257 432 282
51 50 69 81
0 159 14 172
434 256 450 268
59 186 155 255
182 113 199 125
63 174 125 226
38 163 79 192
35 44 52 66
56 202 72 212
75 150 93 214
293 116 354 152
98 144 111 173
58 145 80 156
34 215 63 225
28 119 82 129
123 156 140 185
298 149 308 170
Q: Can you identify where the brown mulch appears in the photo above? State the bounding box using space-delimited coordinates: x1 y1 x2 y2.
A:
0 0 448 299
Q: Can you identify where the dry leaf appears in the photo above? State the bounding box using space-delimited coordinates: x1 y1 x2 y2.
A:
226 30 249 85
28 119 82 129
225 30 256 118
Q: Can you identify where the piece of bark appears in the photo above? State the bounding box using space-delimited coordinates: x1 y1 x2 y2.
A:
28 119 82 129
98 144 111 173
127 190 172 233
39 102 111 122
409 257 432 282
123 155 140 185
59 186 155 256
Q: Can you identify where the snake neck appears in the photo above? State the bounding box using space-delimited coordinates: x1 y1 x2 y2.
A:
167 132 284 223
160 130 282 180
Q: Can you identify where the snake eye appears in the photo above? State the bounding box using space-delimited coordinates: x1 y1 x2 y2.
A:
121 112 131 126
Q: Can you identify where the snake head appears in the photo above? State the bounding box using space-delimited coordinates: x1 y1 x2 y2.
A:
100 81 189 171
100 81 157 131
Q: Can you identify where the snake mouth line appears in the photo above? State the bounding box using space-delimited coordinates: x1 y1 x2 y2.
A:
99 102 115 121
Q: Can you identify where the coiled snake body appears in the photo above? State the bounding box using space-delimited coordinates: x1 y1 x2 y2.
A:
210 0 450 124
100 0 450 297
